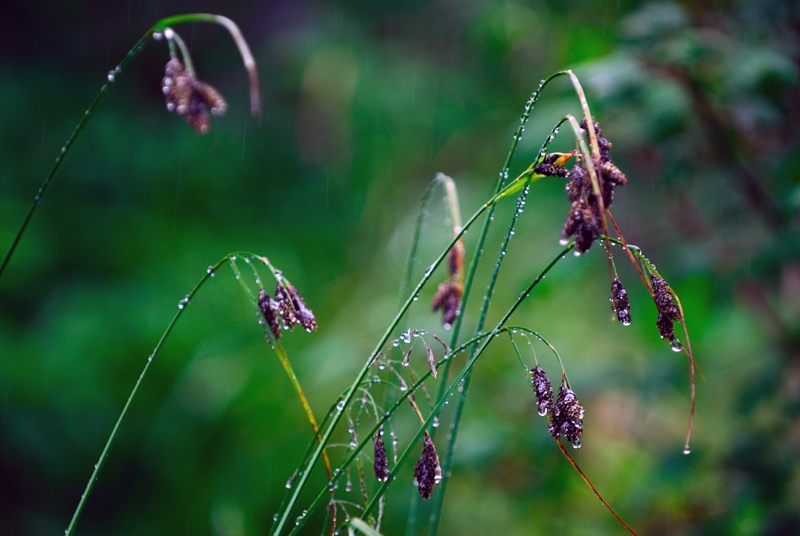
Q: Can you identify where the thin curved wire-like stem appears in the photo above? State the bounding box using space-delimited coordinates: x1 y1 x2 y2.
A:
64 254 229 536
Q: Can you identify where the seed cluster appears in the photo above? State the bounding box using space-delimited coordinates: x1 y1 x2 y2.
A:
549 383 585 448
413 432 442 499
162 58 227 134
530 366 553 417
610 276 632 325
432 241 464 328
257 282 317 341
373 432 390 482
536 118 629 255
531 366 585 449
651 275 682 347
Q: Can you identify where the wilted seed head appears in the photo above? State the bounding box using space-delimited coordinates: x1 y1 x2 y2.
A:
287 285 317 332
161 58 227 134
432 282 462 329
550 383 584 448
258 289 282 340
650 275 681 321
610 276 632 326
414 432 442 499
534 154 569 178
374 432 390 482
530 366 554 416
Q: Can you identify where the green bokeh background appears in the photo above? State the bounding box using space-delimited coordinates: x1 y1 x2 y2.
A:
1 1 798 534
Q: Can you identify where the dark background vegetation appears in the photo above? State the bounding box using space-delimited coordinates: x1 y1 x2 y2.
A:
1 0 798 534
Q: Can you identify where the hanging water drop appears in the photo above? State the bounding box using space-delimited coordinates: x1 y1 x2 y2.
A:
153 30 164 40
336 400 346 411
572 439 582 449
107 70 116 83
670 339 684 352
683 445 691 455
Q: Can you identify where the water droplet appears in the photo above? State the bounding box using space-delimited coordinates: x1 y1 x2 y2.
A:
273 513 279 522
538 407 547 417
432 416 439 428
683 445 691 455
206 265 215 276
622 319 632 326
572 439 582 449
559 238 569 246
147 354 154 362
163 28 175 40
670 339 683 352
107 71 116 83
153 30 163 40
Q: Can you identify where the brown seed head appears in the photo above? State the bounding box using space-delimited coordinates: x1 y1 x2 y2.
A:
530 366 554 417
549 382 584 448
258 289 282 340
161 58 227 134
287 285 317 332
610 276 631 326
414 432 442 499
650 275 681 321
431 281 462 328
374 432 390 482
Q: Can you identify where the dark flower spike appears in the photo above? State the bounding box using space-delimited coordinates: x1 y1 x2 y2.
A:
530 366 554 417
431 281 462 329
549 382 585 448
373 430 390 482
413 432 442 499
274 282 298 330
610 276 632 326
287 284 317 332
565 164 585 203
650 275 682 321
258 289 282 340
161 57 227 134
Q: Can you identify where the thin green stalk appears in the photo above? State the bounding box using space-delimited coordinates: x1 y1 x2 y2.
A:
271 176 539 534
0 34 148 280
64 254 230 536
426 107 571 534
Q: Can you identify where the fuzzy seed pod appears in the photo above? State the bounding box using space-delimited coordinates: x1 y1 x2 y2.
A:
610 277 632 326
565 165 585 203
530 366 554 416
161 58 227 134
287 284 317 332
432 281 462 329
374 433 390 482
651 275 681 321
258 289 282 340
274 283 298 330
413 432 442 499
549 382 584 448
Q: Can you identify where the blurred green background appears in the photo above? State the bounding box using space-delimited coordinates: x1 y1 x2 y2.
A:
1 0 798 534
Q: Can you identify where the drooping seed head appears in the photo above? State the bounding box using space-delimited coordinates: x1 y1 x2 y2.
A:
413 432 442 499
431 281 462 329
549 382 585 448
650 275 681 321
257 289 281 340
530 366 554 416
374 432 390 482
610 276 632 326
